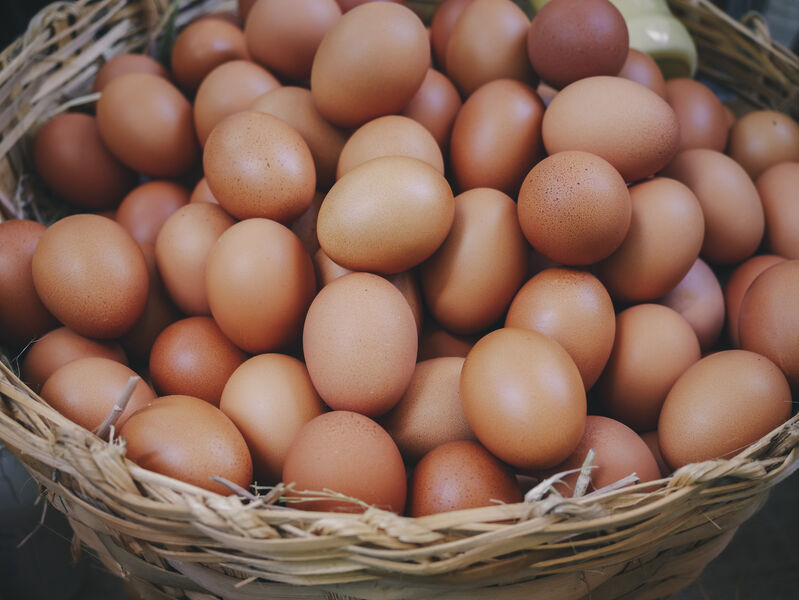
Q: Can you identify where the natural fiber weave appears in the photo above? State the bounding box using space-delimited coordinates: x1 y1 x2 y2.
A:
1 1 798 599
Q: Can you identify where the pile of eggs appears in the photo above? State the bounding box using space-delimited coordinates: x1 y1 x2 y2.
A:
1 0 798 517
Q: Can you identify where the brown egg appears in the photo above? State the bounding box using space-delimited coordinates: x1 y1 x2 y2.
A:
421 188 527 334
238 0 257 22
658 258 724 352
291 192 324 256
506 268 615 390
460 327 586 469
517 150 631 265
659 350 792 469
115 181 190 246
724 254 786 347
401 68 462 150
206 218 316 353
381 357 475 463
738 260 799 388
664 78 729 152
282 410 406 513
22 327 127 393
408 440 521 516
756 162 799 259
417 323 476 361
617 49 666 98
155 203 235 315
220 353 325 483
310 2 429 128
547 416 661 497
597 304 700 432
195 11 241 26
33 113 137 210
251 87 348 189
32 215 148 339
317 156 454 274
446 0 536 96
450 79 545 196
430 0 472 69
193 60 281 146
120 394 253 495
526 0 628 90
661 149 764 265
728 110 799 179
170 18 249 93
149 317 247 407
542 76 680 183
92 54 170 93
96 73 199 178
189 178 219 204
640 431 671 477
203 111 316 223
592 178 704 302
0 220 59 348
245 0 341 81
303 273 417 416
41 357 154 432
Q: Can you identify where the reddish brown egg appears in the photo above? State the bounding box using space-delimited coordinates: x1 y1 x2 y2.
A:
724 254 786 347
115 181 190 246
728 110 799 179
189 178 219 205
664 78 729 152
401 68 462 150
92 54 170 93
120 394 253 495
238 0 257 22
417 323 476 361
313 247 352 286
282 411 407 513
756 162 799 259
640 431 671 477
430 0 472 68
617 49 666 98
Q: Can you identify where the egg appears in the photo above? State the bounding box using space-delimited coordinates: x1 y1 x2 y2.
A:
640 430 671 477
756 162 799 259
92 53 170 92
728 110 799 179
170 18 249 92
724 254 785 347
189 178 220 205
401 68 462 151
120 395 253 495
658 350 792 469
282 411 406 513
417 323 476 361
664 78 729 152
408 440 521 516
430 0 472 68
617 49 666 98
115 181 190 247
460 327 586 470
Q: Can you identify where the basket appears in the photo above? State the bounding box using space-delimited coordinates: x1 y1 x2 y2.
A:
1 1 799 599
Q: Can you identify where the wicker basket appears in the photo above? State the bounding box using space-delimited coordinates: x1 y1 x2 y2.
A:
1 1 799 599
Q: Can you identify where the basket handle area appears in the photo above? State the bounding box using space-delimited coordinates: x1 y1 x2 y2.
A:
740 11 773 45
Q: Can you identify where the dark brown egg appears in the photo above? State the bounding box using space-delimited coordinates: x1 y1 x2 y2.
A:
756 162 799 259
724 254 786 347
115 181 190 246
401 68 462 151
430 0 472 69
238 0 257 22
617 49 666 98
664 78 729 152
92 54 170 93
728 110 799 179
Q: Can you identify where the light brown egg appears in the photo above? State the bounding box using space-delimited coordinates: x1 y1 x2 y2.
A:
517 150 631 265
417 323 476 361
505 268 615 390
96 73 199 178
291 192 324 256
724 254 786 347
597 304 701 432
203 111 316 223
92 54 170 93
430 0 472 69
282 411 406 513
401 68 462 151
189 178 219 204
592 177 704 302
115 181 190 246
310 2 429 128
728 110 799 179
661 149 764 265
460 327 586 469
170 18 249 92
120 394 253 495
756 162 799 259
617 49 666 98
155 203 235 315
450 79 545 196
220 353 326 483
32 215 149 339
386 270 424 335
41 357 154 432
542 76 680 182
664 78 729 152
659 350 792 469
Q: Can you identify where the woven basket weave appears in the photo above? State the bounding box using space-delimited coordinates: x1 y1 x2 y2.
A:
1 1 798 599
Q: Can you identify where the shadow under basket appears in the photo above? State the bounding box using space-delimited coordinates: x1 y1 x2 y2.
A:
2 1 799 599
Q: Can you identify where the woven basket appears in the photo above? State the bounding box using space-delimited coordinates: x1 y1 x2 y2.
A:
1 1 799 599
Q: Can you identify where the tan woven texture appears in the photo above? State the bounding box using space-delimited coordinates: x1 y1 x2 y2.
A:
1 1 798 599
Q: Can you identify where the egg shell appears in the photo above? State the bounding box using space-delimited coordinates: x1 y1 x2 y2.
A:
282 410 407 513
661 149 764 265
592 177 704 303
460 327 586 470
310 2 429 128
120 394 253 495
724 254 786 347
238 0 256 22
617 49 666 98
291 192 324 257
517 150 631 266
542 76 680 183
96 73 199 178
664 78 729 152
640 431 671 478
32 214 149 339
430 0 472 69
417 323 476 361
115 181 190 246
401 68 462 151
408 440 521 517
92 54 170 93
22 327 128 393
728 110 799 179
0 220 59 348
220 353 325 483
203 111 316 223
597 304 701 433
189 178 220 205
206 218 316 354
658 350 792 469
450 79 545 197
317 156 454 274
756 162 799 259
41 357 154 432
505 268 615 390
